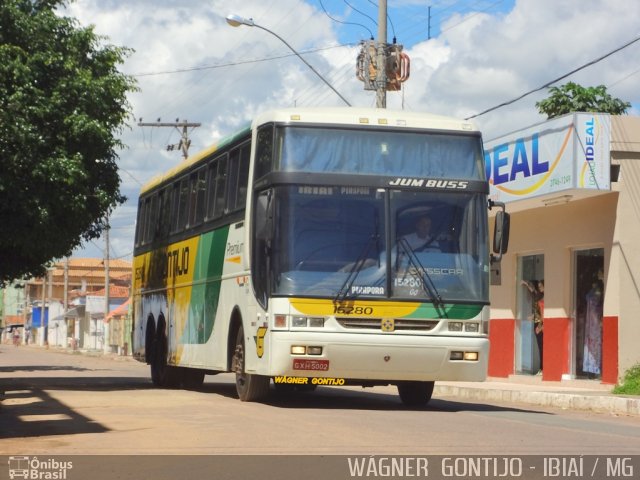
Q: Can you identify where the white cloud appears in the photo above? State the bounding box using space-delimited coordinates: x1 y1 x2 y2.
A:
66 0 640 258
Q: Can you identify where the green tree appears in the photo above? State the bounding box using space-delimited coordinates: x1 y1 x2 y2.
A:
536 82 630 119
0 0 137 283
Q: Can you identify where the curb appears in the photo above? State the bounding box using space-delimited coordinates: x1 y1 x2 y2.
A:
434 384 640 416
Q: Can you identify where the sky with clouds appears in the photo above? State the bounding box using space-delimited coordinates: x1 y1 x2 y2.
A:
62 0 640 260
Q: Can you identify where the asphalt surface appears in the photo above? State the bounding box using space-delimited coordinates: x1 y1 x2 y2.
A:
3 343 639 416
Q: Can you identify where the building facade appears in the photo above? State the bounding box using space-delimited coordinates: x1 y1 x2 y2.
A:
0 258 132 348
485 113 640 384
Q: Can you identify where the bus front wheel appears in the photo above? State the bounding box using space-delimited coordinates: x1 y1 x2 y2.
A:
233 326 270 402
397 381 435 407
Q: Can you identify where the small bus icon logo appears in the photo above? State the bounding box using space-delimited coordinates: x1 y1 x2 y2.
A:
8 456 29 479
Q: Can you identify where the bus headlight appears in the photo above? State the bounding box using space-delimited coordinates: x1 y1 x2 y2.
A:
291 316 325 328
308 317 325 328
292 316 307 327
448 322 463 332
464 322 480 332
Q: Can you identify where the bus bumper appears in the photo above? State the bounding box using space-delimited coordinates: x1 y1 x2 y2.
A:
268 332 488 382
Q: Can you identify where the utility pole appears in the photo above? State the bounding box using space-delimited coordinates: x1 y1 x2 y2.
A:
138 119 201 159
428 6 432 40
104 218 110 353
375 0 388 108
63 257 69 312
41 272 47 346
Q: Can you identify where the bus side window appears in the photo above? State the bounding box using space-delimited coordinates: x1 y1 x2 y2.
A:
170 181 181 234
226 148 240 213
143 195 157 245
236 143 250 210
205 158 217 222
187 171 198 227
135 197 146 247
159 186 172 240
194 167 207 225
213 155 227 219
254 124 273 181
177 177 189 232
155 189 164 240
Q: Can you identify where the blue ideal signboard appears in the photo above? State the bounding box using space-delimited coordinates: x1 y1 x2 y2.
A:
483 113 611 203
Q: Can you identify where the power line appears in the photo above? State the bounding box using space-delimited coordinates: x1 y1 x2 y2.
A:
608 66 640 88
130 43 355 77
465 34 640 120
318 0 374 39
347 0 377 28
440 0 504 34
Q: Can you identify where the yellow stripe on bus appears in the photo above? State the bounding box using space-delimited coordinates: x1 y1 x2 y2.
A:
290 298 421 317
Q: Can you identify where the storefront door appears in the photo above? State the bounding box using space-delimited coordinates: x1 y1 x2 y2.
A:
516 254 544 374
573 248 604 379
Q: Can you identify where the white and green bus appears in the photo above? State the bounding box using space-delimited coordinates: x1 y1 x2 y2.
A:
132 107 509 406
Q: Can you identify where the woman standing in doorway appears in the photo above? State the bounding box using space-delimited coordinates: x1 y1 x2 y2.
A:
583 279 604 376
522 279 544 374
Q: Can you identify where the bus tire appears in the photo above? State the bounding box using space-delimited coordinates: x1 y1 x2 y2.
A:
150 324 182 389
397 381 435 407
151 361 182 388
233 326 270 402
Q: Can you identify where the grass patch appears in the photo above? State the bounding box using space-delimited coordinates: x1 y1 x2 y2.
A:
613 363 640 395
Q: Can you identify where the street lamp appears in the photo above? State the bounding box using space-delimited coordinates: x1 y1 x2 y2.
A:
225 14 352 107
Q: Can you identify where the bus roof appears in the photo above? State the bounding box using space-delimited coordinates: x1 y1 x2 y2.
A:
252 107 479 133
139 107 479 195
140 125 250 194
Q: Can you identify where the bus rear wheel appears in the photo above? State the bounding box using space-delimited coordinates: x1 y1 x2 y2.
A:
150 329 181 388
233 326 270 402
397 381 435 407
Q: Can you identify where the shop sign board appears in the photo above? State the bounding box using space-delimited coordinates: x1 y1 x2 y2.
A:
484 113 611 203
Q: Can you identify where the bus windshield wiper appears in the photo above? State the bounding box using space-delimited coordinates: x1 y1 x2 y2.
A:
396 238 447 318
333 233 380 303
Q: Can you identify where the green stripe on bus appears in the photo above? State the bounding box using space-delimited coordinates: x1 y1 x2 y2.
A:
181 225 230 344
405 303 483 319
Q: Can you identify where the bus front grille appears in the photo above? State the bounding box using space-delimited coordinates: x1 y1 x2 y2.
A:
336 318 439 331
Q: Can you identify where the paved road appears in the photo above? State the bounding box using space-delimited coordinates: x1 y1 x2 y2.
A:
2 344 640 456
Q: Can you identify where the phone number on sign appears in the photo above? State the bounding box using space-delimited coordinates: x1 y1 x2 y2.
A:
293 359 329 371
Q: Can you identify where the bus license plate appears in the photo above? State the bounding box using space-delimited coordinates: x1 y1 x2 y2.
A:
293 359 329 371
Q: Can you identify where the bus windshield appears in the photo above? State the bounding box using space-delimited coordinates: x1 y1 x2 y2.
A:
276 126 485 180
272 186 489 303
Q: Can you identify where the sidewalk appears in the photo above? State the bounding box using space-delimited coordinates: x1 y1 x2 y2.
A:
435 375 640 416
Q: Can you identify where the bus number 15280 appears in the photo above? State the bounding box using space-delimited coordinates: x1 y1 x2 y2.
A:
333 305 374 315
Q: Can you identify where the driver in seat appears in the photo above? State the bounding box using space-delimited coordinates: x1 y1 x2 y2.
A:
402 215 441 252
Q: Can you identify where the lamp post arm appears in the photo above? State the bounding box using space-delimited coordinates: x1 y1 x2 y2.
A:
253 24 352 107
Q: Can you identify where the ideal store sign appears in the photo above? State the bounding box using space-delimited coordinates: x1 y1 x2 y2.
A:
484 113 611 203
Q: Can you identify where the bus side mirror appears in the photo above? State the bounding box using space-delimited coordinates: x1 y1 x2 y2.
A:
493 210 510 255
